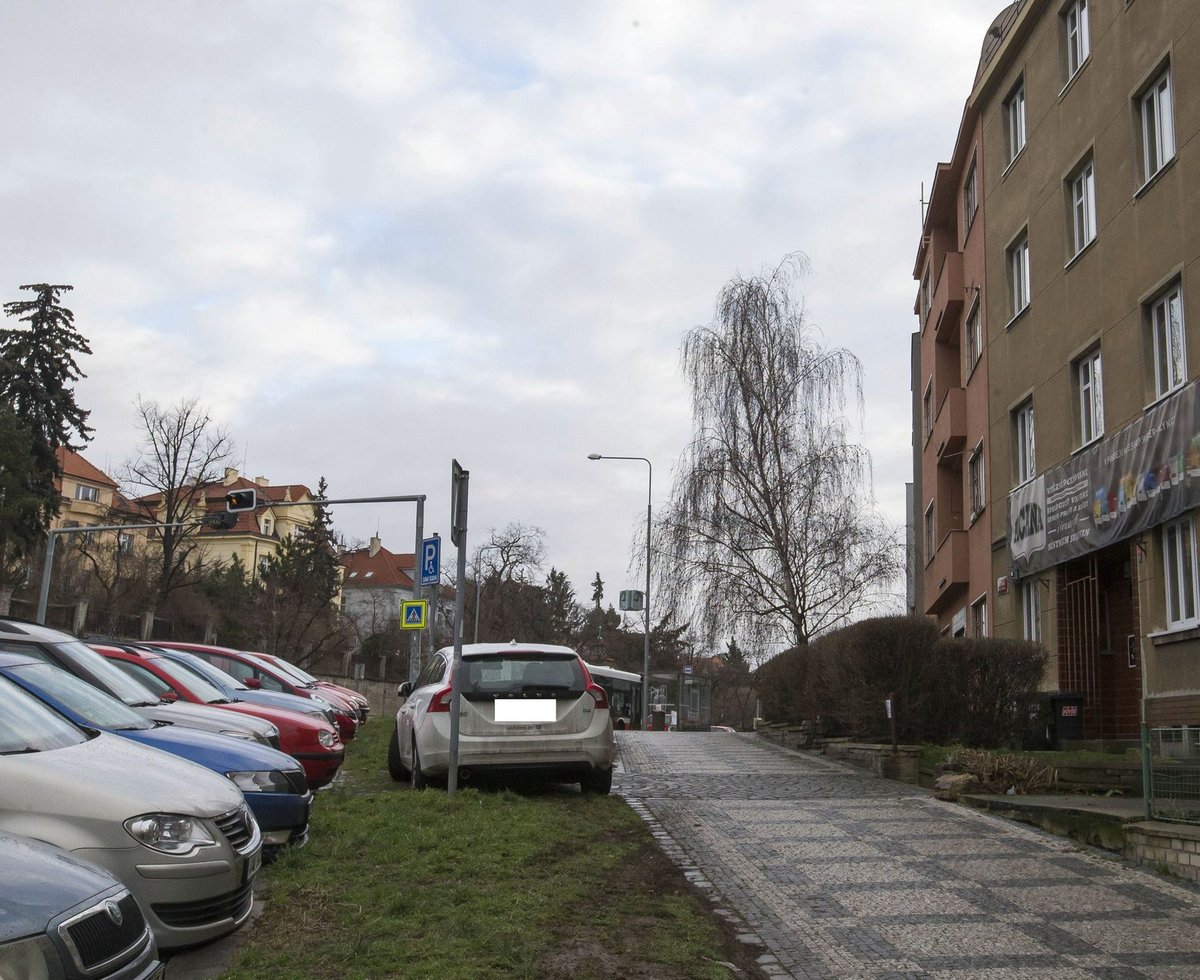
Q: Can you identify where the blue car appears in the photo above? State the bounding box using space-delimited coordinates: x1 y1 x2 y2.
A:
0 653 312 857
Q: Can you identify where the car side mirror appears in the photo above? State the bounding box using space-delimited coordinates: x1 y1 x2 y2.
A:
245 678 262 690
397 681 412 698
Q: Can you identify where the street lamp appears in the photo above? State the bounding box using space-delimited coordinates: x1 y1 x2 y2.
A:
587 453 652 730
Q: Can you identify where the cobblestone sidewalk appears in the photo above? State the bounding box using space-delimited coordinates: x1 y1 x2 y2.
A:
616 732 1200 979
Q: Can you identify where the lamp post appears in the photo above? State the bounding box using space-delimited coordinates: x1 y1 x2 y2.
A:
587 453 652 730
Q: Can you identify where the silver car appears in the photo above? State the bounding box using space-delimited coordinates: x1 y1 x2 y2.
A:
389 642 614 793
0 676 263 951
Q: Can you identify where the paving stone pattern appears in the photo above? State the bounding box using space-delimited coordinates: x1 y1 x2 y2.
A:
616 732 1200 979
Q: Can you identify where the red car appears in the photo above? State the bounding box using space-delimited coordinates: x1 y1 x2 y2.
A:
155 642 359 742
94 644 346 790
254 652 370 725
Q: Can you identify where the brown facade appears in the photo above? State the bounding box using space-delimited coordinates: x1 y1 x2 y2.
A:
914 0 1200 739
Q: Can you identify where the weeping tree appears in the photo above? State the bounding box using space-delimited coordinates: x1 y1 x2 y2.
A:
658 255 900 651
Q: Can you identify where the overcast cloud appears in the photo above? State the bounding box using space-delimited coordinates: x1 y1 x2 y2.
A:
2 1 1001 629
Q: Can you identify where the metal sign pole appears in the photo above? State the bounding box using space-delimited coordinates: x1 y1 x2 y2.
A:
410 497 424 685
447 460 469 796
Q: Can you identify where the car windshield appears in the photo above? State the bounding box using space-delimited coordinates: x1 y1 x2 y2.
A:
60 642 164 707
267 657 317 684
462 653 584 697
244 651 311 687
147 655 229 703
12 662 153 731
0 675 88 753
162 651 249 693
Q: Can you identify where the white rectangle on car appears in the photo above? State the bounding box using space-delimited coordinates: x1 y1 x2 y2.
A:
494 699 556 723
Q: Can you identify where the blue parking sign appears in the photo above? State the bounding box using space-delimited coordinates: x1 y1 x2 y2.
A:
421 535 440 586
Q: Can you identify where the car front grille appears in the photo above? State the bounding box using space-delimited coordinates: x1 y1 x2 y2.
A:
152 881 254 928
59 891 149 972
214 806 254 852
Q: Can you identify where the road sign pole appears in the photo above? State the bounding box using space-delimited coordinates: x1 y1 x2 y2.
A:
447 461 469 796
410 498 424 685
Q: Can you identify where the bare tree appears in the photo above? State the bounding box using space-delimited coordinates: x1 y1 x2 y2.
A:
475 522 547 581
658 255 900 650
119 397 234 602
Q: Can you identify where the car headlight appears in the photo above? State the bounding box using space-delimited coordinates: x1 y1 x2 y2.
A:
317 729 336 749
227 769 293 793
124 813 215 855
306 708 328 720
0 935 58 980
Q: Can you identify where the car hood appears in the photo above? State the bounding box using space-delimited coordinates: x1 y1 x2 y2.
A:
0 831 118 942
138 700 273 739
120 725 300 775
234 688 335 720
0 733 245 850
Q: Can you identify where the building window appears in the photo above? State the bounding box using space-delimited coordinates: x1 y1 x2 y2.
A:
1139 68 1175 184
924 501 935 564
1005 79 1026 163
1008 232 1030 319
920 267 931 325
1149 284 1186 399
1163 516 1199 628
1015 400 1036 485
74 484 99 503
116 532 133 555
1068 158 1096 257
965 297 982 374
963 155 978 232
971 594 988 638
1064 0 1090 80
1076 347 1104 445
1021 578 1041 641
969 442 985 518
922 380 933 444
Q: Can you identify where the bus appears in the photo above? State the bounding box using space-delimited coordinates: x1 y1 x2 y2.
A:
585 663 643 730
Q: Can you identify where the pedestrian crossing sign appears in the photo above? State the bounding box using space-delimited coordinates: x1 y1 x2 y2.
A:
400 600 428 630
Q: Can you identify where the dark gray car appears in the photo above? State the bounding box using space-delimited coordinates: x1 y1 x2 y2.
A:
0 830 161 979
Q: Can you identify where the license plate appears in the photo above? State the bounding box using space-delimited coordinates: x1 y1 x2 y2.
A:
243 848 262 885
495 699 556 723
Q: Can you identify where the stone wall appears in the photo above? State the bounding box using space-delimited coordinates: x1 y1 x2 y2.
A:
822 742 921 785
1125 822 1200 884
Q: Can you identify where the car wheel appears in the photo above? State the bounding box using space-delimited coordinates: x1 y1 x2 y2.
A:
410 738 429 790
387 727 409 781
581 766 613 795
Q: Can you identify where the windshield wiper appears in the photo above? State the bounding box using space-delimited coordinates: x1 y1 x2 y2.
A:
0 746 40 755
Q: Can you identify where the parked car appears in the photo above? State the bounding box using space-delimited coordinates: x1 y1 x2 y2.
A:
390 641 615 793
155 642 359 742
0 674 263 950
253 651 370 724
0 830 161 979
0 620 279 747
0 652 312 855
98 644 346 790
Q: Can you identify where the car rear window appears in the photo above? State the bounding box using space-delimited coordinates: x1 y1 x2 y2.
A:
461 653 584 698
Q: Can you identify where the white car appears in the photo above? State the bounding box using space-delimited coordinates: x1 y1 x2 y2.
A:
0 674 263 951
389 642 615 793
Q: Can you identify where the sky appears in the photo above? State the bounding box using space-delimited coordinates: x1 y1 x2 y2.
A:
2 0 1004 629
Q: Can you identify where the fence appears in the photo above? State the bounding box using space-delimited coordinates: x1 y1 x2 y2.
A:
1147 727 1200 823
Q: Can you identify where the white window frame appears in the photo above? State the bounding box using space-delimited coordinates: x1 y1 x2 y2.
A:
116 531 133 555
1150 284 1186 399
1005 81 1026 162
969 442 985 519
1077 347 1104 445
920 268 931 325
1065 0 1090 80
963 155 978 232
1021 578 1041 642
965 298 982 374
74 484 99 503
971 594 988 638
1009 233 1030 318
922 380 933 444
1015 400 1036 486
1069 159 1096 256
1163 516 1199 629
1141 69 1175 184
924 501 935 564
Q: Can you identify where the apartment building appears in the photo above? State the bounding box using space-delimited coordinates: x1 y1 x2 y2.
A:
915 0 1200 740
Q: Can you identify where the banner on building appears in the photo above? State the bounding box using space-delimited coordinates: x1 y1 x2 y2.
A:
1008 379 1200 578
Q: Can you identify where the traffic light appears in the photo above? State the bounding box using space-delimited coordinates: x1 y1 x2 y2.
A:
201 511 239 530
225 489 257 512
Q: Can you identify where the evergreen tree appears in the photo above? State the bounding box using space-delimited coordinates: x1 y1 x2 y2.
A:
0 405 54 587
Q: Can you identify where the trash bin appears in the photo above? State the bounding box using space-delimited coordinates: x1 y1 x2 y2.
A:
650 709 667 731
1048 691 1085 750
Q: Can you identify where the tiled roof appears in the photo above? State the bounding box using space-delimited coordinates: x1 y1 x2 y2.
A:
56 447 117 488
341 545 415 590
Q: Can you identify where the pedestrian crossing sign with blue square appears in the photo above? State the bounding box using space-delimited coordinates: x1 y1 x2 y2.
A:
401 600 427 630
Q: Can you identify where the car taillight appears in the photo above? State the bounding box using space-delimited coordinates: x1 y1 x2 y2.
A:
586 682 608 709
427 685 454 712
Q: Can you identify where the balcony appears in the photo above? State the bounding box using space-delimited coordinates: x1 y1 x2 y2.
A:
930 387 966 467
932 251 964 343
925 529 969 615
